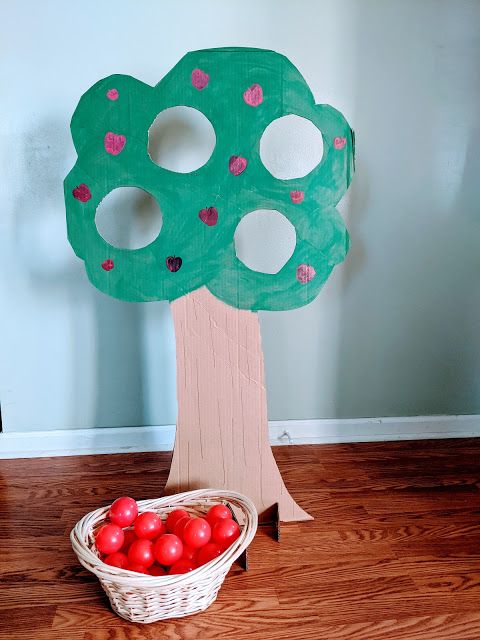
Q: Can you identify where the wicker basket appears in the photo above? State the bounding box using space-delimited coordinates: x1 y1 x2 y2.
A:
71 488 258 623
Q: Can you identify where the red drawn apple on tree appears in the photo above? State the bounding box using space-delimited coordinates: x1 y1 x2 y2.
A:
243 84 263 107
166 256 182 272
72 183 92 202
290 190 304 204
106 88 119 101
199 206 218 226
229 155 247 176
296 263 316 284
191 68 209 90
102 259 114 271
104 132 126 156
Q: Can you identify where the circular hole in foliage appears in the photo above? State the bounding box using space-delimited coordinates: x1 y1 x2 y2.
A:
95 187 163 249
148 106 216 173
234 209 296 274
260 114 324 180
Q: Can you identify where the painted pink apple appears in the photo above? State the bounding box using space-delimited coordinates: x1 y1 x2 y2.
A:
334 136 347 150
229 155 247 176
104 132 126 155
199 206 218 226
243 83 263 107
72 183 91 202
296 264 316 284
102 259 114 271
191 68 209 90
290 190 304 204
106 88 119 101
166 256 182 272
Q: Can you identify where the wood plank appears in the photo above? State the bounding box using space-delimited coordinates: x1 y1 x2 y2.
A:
0 632 85 640
0 606 56 637
413 572 480 594
266 613 480 640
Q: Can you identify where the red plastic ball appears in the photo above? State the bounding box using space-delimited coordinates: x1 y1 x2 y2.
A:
206 504 231 527
104 551 128 569
211 519 240 547
173 515 191 539
95 523 124 555
134 512 164 540
182 518 211 549
120 529 137 553
197 542 224 566
154 534 183 566
168 559 196 575
150 564 167 576
127 539 155 568
181 545 198 562
108 496 138 527
126 563 150 574
166 509 190 533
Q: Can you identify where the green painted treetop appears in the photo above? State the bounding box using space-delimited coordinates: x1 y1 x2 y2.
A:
64 47 354 311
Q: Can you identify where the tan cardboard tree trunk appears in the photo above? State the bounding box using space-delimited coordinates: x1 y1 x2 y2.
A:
163 287 312 522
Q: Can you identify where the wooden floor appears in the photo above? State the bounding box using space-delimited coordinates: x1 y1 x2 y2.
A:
1 439 480 639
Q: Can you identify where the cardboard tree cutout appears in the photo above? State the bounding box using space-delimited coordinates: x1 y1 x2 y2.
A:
65 48 354 522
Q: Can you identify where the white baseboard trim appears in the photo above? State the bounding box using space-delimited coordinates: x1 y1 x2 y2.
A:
1 415 479 459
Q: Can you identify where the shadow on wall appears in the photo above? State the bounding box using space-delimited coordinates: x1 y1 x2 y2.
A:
92 293 177 438
14 117 178 438
334 1 480 419
93 294 145 428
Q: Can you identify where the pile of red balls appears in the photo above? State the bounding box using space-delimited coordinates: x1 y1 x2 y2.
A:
94 496 241 575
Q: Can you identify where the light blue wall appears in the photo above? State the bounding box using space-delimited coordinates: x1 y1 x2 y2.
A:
1 0 479 432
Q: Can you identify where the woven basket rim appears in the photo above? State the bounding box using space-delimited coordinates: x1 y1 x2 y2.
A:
71 488 258 588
